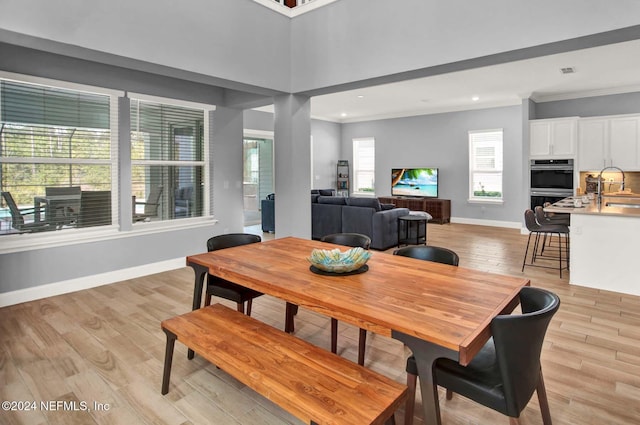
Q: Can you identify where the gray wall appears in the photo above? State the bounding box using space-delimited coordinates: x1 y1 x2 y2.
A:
311 120 342 190
341 105 525 223
245 109 342 191
0 0 291 92
0 227 214 292
291 0 640 93
534 91 640 119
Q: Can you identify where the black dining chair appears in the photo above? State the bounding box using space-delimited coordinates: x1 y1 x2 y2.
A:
204 233 263 315
392 245 459 425
404 286 560 425
286 233 372 362
393 245 459 266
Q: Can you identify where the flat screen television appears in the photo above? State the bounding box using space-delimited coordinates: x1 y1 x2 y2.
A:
391 168 438 197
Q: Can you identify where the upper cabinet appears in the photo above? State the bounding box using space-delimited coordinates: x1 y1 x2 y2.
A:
578 114 640 171
530 118 578 158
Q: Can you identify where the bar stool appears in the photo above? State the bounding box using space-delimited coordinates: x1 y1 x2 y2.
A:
534 205 570 254
522 209 569 277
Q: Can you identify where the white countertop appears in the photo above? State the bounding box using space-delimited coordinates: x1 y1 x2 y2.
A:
545 195 640 217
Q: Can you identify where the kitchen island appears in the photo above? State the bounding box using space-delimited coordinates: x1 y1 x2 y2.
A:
545 195 640 296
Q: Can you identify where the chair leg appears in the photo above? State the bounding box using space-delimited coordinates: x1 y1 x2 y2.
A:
446 389 453 400
236 302 244 314
204 293 212 307
557 232 562 278
331 318 338 353
537 370 553 425
358 328 367 366
522 233 533 271
404 372 417 425
509 418 521 425
246 299 253 316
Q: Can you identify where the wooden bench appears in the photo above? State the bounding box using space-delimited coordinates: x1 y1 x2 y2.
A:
161 303 407 425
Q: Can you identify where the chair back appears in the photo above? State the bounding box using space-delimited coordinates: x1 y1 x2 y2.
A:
534 206 548 225
78 191 112 227
45 186 81 222
524 209 542 232
45 186 81 197
321 232 371 250
144 185 164 215
393 245 459 266
1 192 25 226
492 286 560 417
207 233 262 252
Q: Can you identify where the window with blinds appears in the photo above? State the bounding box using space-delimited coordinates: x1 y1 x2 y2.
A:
353 137 375 194
0 79 114 235
130 98 205 223
469 129 503 201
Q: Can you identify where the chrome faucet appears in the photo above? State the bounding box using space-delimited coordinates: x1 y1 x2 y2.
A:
597 165 625 204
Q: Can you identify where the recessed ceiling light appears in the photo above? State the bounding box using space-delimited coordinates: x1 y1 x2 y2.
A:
357 95 364 99
472 96 480 101
341 112 347 117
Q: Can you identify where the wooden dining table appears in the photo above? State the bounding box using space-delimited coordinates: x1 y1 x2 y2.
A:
186 236 529 425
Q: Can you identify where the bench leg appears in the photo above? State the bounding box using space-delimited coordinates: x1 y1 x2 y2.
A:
187 262 208 360
161 328 177 395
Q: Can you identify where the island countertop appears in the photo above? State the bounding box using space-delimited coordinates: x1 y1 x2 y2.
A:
544 195 640 217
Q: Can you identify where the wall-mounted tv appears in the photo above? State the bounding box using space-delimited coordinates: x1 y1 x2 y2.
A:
391 168 439 197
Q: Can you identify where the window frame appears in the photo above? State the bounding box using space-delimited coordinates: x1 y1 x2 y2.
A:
0 73 217 253
352 137 375 196
468 128 504 204
129 93 212 225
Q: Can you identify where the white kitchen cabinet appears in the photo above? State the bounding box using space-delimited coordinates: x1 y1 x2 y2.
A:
578 114 640 171
578 118 608 170
530 118 577 158
609 116 640 170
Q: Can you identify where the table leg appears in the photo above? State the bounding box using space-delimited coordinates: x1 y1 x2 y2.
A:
186 262 208 359
392 331 457 425
161 328 177 395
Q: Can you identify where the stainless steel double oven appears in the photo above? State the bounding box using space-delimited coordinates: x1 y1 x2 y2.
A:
530 159 574 209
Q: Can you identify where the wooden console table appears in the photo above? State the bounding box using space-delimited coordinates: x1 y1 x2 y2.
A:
379 196 451 224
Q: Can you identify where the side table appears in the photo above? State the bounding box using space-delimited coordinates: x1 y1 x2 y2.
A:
398 215 428 247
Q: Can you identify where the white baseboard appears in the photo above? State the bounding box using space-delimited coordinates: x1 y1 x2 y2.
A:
450 216 522 229
0 257 185 308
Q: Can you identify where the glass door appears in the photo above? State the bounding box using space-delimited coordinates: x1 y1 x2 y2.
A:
243 137 273 226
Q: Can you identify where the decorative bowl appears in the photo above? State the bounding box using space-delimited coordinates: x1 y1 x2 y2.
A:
307 247 371 273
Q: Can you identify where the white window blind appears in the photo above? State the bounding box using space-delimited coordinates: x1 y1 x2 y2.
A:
469 129 503 201
353 138 375 194
130 98 205 223
0 79 115 234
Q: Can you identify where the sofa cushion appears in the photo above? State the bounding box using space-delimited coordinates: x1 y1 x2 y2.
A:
380 203 395 210
318 196 347 205
311 194 320 203
318 189 336 196
346 197 382 211
266 193 275 200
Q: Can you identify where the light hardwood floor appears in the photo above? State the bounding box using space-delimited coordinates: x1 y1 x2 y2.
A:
1 223 639 425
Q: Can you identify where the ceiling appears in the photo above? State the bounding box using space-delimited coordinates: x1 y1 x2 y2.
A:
258 39 640 123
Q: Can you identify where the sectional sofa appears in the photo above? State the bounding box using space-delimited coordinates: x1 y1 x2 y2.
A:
262 193 410 250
